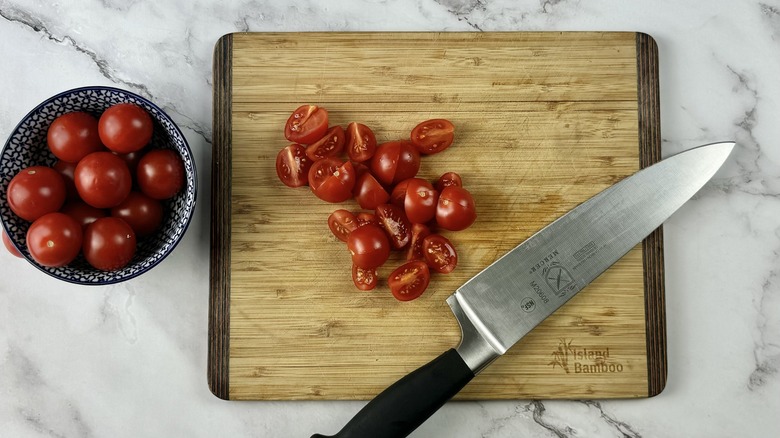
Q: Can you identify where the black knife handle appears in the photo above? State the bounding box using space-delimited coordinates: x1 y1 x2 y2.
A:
312 348 474 438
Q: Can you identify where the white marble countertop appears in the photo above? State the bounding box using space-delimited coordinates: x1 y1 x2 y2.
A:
1 1 778 436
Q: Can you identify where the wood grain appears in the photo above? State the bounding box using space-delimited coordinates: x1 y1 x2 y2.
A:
210 32 664 400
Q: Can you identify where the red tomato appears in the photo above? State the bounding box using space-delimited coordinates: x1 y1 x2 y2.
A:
7 166 66 221
423 234 457 273
276 144 312 188
305 125 345 161
26 212 82 267
375 204 412 250
2 230 22 258
390 179 410 206
346 122 377 162
53 160 79 201
370 141 420 185
98 103 153 153
353 172 389 210
327 209 359 242
75 152 132 208
352 264 378 291
352 161 370 179
404 178 438 224
308 158 356 203
61 201 107 228
436 186 477 231
388 260 430 301
110 191 163 237
47 112 104 163
406 223 431 261
113 149 145 176
435 171 462 192
284 105 329 144
410 119 455 155
356 211 379 228
137 149 185 200
346 224 390 269
83 217 136 271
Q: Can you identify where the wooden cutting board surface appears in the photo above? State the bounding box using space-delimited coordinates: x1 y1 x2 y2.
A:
209 32 665 400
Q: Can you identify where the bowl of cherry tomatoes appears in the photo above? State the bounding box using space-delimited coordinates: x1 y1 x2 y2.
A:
0 86 197 285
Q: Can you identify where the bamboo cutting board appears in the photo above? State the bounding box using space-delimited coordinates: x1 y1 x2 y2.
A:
209 32 665 400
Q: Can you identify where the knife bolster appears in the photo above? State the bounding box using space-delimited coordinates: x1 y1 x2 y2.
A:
447 295 502 374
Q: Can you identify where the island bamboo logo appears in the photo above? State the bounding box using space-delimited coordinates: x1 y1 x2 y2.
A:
548 338 624 374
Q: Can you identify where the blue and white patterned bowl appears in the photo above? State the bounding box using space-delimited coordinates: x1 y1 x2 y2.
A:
0 86 197 285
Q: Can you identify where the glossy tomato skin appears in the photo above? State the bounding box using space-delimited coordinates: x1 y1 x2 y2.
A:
83 217 136 271
352 264 378 291
75 152 132 208
113 149 145 176
347 224 390 269
276 144 312 188
137 149 185 200
436 186 477 231
2 230 22 258
353 172 389 210
7 166 67 221
406 223 431 261
53 160 79 201
390 179 410 207
346 122 377 162
26 212 82 267
110 191 163 237
375 204 412 250
305 125 345 161
328 209 359 242
422 234 457 274
285 105 329 144
98 103 153 153
308 159 356 203
47 112 104 163
404 178 438 224
372 141 421 186
434 171 462 192
61 201 107 228
388 260 430 301
394 142 421 184
410 119 455 155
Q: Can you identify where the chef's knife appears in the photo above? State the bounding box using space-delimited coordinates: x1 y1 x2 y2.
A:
313 141 735 438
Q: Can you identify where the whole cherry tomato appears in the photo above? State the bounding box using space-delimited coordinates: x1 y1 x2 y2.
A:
26 212 82 267
284 105 329 145
113 149 145 176
137 149 185 200
2 230 22 258
75 152 132 208
422 234 458 274
388 260 430 301
47 112 104 163
346 224 390 269
276 144 312 188
410 119 455 155
305 125 345 161
308 158 356 203
327 209 359 242
346 122 377 162
436 186 476 231
98 103 153 153
53 160 79 201
370 141 420 186
110 191 164 237
7 166 67 221
83 217 136 271
61 201 107 228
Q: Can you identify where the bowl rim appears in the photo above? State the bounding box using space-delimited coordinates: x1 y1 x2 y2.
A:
1 85 198 285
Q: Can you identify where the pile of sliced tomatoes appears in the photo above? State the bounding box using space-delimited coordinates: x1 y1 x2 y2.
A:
276 105 476 301
3 104 185 271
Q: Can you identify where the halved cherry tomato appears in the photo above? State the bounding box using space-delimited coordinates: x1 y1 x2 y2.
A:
328 209 359 242
276 144 312 188
410 119 455 155
2 230 22 258
352 161 370 179
83 217 136 271
75 152 132 208
110 191 164 237
305 125 345 161
136 149 185 200
406 223 431 261
388 260 430 301
390 179 410 206
352 264 378 291
98 103 153 154
7 166 67 221
284 105 329 144
347 224 390 269
356 212 379 228
346 122 377 162
375 204 411 249
370 141 420 185
61 201 107 228
436 186 477 231
26 212 82 267
53 160 79 201
435 171 462 192
423 234 457 274
353 172 389 210
308 158 356 203
404 178 438 224
47 112 104 163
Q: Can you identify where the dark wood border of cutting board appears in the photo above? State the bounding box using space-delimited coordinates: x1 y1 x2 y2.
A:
636 33 667 397
207 32 666 400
